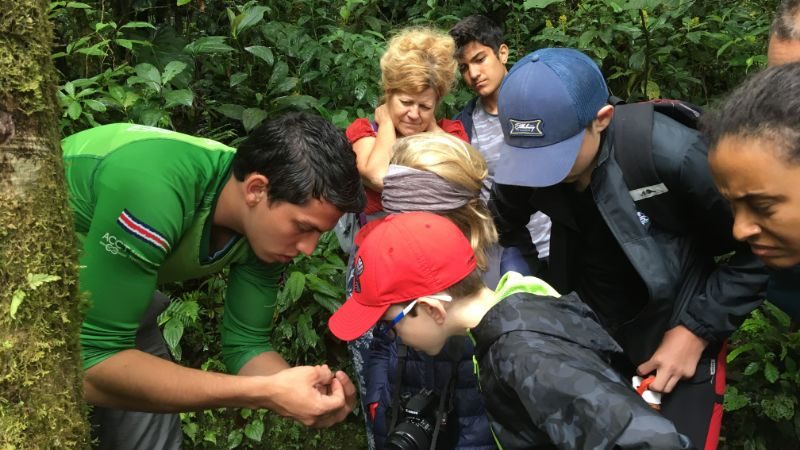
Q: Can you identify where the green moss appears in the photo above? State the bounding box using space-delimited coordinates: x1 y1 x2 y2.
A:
0 0 56 117
0 0 90 448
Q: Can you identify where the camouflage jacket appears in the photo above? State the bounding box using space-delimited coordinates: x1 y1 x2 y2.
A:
470 281 694 450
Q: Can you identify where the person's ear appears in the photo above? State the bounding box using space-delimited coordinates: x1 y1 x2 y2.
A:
497 44 509 65
243 173 269 206
418 297 447 325
592 105 615 133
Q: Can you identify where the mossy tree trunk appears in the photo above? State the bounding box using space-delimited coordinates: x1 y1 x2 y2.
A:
0 1 90 448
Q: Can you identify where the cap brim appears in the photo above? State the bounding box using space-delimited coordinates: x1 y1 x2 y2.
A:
495 129 586 188
328 296 390 341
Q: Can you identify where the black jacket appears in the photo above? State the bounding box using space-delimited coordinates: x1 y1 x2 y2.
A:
454 97 479 141
471 290 694 449
489 113 767 364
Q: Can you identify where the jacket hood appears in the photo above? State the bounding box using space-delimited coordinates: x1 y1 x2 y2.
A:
471 273 622 359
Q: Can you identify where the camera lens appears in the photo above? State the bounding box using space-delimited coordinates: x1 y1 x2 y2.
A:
384 421 431 450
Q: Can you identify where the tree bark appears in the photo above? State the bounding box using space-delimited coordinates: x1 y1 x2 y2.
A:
0 1 90 448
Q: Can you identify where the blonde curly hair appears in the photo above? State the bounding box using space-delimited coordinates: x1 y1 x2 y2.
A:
391 133 498 271
380 27 457 100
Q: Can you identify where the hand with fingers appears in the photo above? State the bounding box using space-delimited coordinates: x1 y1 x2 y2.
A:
374 104 392 128
636 325 708 394
260 365 356 428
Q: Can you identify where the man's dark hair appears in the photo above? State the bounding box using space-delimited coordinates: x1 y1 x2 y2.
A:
233 111 365 212
702 62 800 164
449 15 505 56
772 0 800 41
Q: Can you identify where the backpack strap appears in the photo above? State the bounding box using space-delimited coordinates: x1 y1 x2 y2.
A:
612 103 683 233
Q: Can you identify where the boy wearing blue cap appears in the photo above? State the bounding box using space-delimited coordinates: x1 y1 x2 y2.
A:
450 15 552 276
489 48 768 449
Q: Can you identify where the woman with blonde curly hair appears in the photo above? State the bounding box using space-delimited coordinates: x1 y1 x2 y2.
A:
345 27 468 217
348 133 497 450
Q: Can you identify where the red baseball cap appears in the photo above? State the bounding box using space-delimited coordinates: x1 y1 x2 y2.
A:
328 212 477 341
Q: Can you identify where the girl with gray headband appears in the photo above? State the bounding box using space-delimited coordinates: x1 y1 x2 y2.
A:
347 132 498 450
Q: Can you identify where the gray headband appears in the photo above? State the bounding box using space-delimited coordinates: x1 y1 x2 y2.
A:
381 164 477 213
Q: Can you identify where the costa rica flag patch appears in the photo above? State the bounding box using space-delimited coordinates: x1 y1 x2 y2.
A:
117 209 171 253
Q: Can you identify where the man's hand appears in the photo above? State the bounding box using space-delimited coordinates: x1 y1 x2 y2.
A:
261 365 355 428
374 104 392 127
637 325 708 394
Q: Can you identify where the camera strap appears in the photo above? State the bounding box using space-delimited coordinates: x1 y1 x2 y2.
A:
430 336 465 450
388 343 409 433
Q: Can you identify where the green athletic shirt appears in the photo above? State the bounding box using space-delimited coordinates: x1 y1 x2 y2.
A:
62 123 284 373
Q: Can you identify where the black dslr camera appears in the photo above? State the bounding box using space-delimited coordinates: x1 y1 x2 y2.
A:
385 388 455 450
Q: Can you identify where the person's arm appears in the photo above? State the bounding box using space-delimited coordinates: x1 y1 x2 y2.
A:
637 123 768 392
495 336 693 449
488 183 538 262
353 105 396 191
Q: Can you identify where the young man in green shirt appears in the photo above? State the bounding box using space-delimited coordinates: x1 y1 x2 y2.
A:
63 112 365 449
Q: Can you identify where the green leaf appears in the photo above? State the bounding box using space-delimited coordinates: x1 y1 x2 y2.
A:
120 21 156 30
271 95 316 112
244 419 264 441
108 84 125 102
723 386 749 412
161 61 188 85
578 30 597 49
284 271 306 303
67 101 82 119
270 77 298 95
744 361 761 376
645 80 660 100
65 2 92 8
84 99 107 112
230 72 248 87
9 290 25 319
203 430 217 444
177 0 192 5
164 89 193 108
313 293 342 315
523 0 562 9
245 45 274 65
183 421 198 442
216 103 244 120
227 430 243 449
268 61 289 90
63 81 75 97
762 394 795 422
76 45 108 57
163 319 184 352
122 91 140 108
184 36 235 55
242 108 268 132
115 38 134 49
139 108 163 126
233 6 270 37
629 50 645 71
727 342 754 363
305 274 340 298
764 362 780 383
135 63 162 84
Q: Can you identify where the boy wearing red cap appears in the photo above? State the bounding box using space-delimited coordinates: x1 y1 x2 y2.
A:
329 212 693 450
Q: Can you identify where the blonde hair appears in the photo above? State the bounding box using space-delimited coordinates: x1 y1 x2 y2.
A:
380 27 457 100
391 133 498 270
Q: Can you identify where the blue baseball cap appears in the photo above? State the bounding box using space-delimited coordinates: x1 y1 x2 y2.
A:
496 48 609 187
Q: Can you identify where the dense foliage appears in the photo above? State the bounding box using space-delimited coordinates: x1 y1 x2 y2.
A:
49 0 798 449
